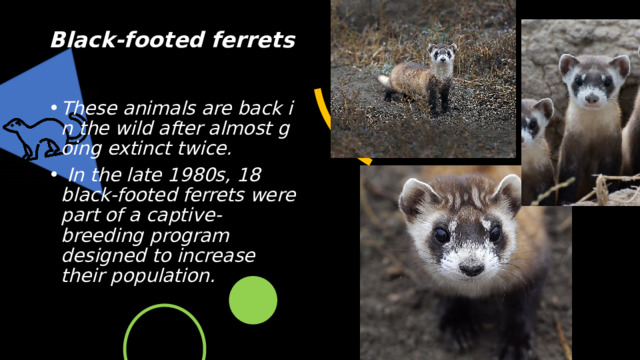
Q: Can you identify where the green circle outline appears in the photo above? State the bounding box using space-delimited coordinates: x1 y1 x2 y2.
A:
123 303 206 360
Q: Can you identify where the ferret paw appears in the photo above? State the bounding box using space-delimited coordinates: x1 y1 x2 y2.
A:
44 150 62 158
493 332 537 360
438 313 477 352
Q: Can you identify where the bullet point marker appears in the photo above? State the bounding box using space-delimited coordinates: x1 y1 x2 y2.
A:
51 104 57 111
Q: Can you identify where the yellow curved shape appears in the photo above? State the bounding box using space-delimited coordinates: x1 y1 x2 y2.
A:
314 88 331 130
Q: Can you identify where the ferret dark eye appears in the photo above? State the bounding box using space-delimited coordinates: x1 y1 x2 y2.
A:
434 228 450 244
528 119 538 131
489 226 501 242
574 76 583 86
603 77 612 87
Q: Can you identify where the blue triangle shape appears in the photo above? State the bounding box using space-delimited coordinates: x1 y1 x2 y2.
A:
0 49 102 193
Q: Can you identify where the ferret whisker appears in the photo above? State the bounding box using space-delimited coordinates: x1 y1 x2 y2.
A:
495 273 507 292
498 266 529 287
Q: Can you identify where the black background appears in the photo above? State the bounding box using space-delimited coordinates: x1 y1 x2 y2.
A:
0 3 359 359
0 2 638 359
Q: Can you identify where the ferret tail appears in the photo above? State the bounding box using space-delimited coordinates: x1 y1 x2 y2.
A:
377 74 390 87
66 112 88 144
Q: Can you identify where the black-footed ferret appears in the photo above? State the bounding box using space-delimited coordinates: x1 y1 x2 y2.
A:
399 174 550 359
557 53 630 203
622 46 640 175
522 98 556 205
377 43 457 115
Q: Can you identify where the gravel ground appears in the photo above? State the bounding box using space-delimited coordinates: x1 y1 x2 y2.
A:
331 66 516 158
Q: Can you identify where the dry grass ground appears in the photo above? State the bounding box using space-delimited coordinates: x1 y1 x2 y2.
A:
331 0 517 158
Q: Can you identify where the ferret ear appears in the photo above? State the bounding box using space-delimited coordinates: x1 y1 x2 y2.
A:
534 98 554 121
399 178 441 221
559 54 579 78
491 174 521 217
450 43 457 53
609 55 630 79
428 44 436 53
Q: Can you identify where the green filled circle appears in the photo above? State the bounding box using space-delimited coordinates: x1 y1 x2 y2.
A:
229 276 278 325
123 303 206 360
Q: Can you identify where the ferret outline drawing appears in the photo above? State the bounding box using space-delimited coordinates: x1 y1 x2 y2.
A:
3 112 87 161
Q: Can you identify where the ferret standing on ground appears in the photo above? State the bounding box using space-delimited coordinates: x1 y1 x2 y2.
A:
522 98 556 205
399 174 550 359
377 43 457 115
557 53 630 203
622 47 640 176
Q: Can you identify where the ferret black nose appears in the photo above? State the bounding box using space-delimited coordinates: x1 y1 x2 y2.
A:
586 94 599 104
460 264 484 277
440 58 446 62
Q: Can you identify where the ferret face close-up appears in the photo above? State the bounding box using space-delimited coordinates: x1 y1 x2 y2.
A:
521 98 553 149
399 174 520 298
428 43 457 65
559 54 630 110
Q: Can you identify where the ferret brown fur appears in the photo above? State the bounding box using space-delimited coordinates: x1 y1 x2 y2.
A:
377 43 457 115
557 54 630 203
522 98 556 205
399 173 549 358
622 47 640 176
